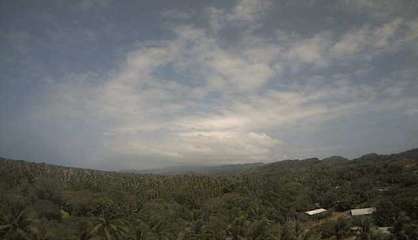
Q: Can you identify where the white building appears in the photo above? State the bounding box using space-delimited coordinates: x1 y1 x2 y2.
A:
350 207 376 216
305 208 328 216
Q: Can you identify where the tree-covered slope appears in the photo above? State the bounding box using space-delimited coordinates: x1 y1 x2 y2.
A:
0 149 417 239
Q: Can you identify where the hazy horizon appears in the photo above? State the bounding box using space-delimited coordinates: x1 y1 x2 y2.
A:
2 146 418 172
1 0 418 170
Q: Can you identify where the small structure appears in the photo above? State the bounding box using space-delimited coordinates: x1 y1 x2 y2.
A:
298 208 329 221
305 208 328 216
350 207 376 216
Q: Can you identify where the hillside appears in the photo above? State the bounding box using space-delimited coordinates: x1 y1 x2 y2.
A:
0 149 417 239
123 162 264 175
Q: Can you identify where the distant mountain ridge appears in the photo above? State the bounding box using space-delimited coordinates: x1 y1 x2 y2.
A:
1 147 417 175
122 162 265 175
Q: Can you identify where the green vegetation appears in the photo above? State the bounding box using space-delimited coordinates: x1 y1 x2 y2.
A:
1 149 417 239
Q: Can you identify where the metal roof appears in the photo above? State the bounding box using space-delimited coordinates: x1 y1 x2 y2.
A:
305 208 327 215
350 207 376 216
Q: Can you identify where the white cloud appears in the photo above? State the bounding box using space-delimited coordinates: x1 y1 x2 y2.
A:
229 0 272 22
207 51 274 91
338 0 418 19
37 1 418 167
331 18 404 57
207 0 272 33
288 33 329 64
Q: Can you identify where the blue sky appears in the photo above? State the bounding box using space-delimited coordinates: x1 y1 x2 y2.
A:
1 0 418 170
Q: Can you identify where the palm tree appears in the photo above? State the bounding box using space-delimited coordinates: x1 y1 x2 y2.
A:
30 221 48 240
87 215 129 240
334 218 349 240
356 218 371 240
79 222 93 240
134 228 145 240
0 209 34 240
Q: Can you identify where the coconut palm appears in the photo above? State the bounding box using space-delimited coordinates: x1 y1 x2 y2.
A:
79 222 93 240
0 209 34 240
334 218 350 240
356 218 372 240
87 215 129 240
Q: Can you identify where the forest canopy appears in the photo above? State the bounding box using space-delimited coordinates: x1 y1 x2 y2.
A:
0 149 417 240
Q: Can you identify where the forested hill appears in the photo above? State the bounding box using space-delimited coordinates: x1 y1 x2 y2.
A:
0 149 417 240
123 162 264 175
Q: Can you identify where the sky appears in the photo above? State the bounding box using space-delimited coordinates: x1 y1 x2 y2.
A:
1 0 418 170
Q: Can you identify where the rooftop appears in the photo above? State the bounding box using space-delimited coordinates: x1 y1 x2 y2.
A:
350 207 376 216
305 208 328 216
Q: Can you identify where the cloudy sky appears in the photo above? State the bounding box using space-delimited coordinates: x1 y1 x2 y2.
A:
1 0 418 170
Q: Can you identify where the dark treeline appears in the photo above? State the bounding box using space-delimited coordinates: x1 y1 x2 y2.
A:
0 149 417 240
